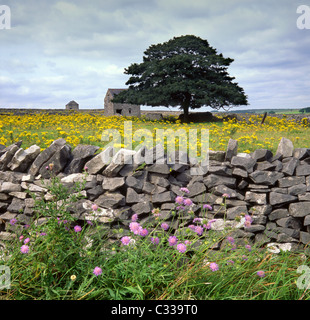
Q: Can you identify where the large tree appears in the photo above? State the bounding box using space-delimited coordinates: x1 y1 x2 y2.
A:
113 35 248 123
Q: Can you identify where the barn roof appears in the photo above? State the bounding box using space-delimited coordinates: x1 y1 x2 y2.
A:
107 89 127 96
66 100 79 105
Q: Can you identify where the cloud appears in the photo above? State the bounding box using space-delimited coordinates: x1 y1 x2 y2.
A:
0 0 309 109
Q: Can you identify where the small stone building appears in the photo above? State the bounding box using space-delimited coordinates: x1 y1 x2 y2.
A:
66 100 79 110
104 89 140 117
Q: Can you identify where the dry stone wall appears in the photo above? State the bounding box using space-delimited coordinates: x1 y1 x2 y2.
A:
1 137 310 252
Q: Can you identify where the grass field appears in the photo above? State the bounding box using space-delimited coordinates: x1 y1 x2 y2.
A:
1 112 310 155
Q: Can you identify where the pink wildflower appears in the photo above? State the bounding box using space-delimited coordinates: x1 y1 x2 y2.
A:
74 225 82 232
161 222 169 231
129 222 142 235
93 266 102 276
194 225 204 236
9 218 17 225
180 187 190 194
203 204 212 210
175 196 184 205
139 228 148 237
183 198 193 206
209 262 219 272
20 245 29 254
131 213 138 222
257 270 265 278
168 236 178 246
151 237 159 245
91 203 98 211
121 236 131 245
177 243 187 253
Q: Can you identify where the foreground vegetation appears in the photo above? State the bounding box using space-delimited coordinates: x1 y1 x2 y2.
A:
1 112 310 156
1 173 309 300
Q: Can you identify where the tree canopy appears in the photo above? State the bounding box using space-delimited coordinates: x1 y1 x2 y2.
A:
113 35 248 122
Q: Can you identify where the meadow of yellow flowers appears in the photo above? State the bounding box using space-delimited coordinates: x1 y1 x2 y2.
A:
0 112 309 156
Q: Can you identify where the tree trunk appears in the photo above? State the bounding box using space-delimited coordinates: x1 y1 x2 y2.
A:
182 95 191 123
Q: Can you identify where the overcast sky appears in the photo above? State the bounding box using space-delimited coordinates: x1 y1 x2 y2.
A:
0 0 310 111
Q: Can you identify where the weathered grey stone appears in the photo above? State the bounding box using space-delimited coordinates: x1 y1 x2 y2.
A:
245 191 267 205
281 158 299 176
60 173 85 184
8 145 41 172
95 192 126 209
28 139 66 176
7 198 25 213
207 165 232 177
276 138 294 157
125 176 143 192
293 148 310 160
300 231 310 245
152 191 175 204
287 183 307 196
278 176 305 188
209 150 226 162
9 191 27 199
187 182 206 197
269 209 289 221
244 224 265 233
272 160 283 171
248 205 272 216
289 202 310 217
296 164 310 176
39 145 71 178
304 215 310 226
149 174 170 188
102 148 136 177
298 193 310 201
131 201 152 215
147 163 171 174
252 149 273 162
276 227 299 239
232 167 248 178
21 182 47 193
255 161 277 171
0 143 20 171
238 180 248 190
65 144 99 174
225 139 238 161
0 182 22 193
102 176 125 192
175 171 192 184
143 181 166 195
226 206 248 220
84 146 114 175
0 193 9 201
213 185 244 200
86 185 104 201
252 215 267 225
249 171 284 186
269 192 297 206
276 217 302 229
203 174 236 189
231 155 256 173
126 187 142 204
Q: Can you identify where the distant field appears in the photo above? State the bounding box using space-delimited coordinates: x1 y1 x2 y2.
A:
1 111 310 156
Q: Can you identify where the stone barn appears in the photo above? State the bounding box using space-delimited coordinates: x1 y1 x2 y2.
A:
66 100 79 110
104 89 140 117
